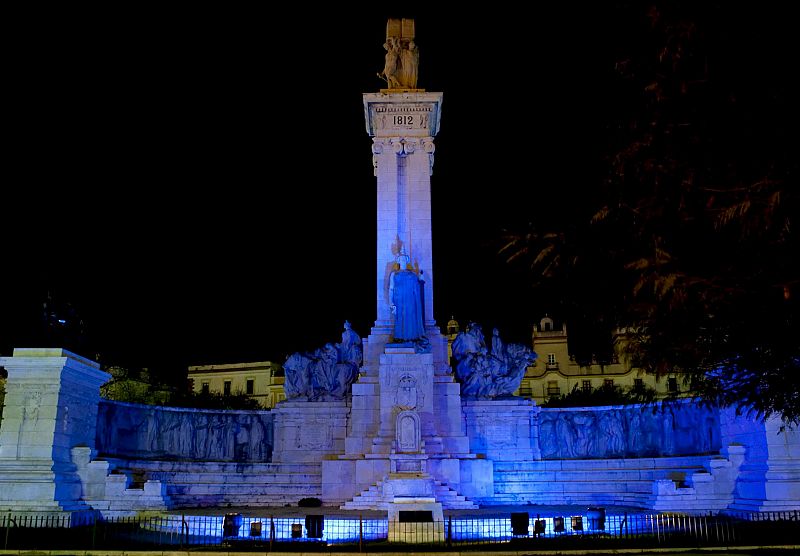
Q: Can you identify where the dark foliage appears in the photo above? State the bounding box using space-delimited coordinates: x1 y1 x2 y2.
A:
502 2 800 422
542 383 658 408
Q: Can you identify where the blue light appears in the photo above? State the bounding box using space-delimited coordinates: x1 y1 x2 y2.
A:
58 319 66 324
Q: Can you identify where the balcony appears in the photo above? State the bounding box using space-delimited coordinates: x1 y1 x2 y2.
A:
545 362 560 371
546 386 561 397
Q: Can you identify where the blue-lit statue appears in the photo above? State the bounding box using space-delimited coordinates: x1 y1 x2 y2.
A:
452 324 537 399
339 320 363 367
283 321 362 401
389 254 425 342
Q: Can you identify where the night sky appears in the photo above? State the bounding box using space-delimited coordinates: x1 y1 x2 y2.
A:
2 4 793 384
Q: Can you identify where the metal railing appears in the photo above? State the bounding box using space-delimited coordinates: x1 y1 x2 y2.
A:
1 509 798 550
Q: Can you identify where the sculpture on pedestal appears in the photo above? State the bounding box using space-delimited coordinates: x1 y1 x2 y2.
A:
284 321 362 401
377 18 419 89
386 250 431 353
452 323 537 398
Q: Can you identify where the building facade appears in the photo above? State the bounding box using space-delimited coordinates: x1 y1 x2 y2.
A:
187 361 285 409
519 316 682 404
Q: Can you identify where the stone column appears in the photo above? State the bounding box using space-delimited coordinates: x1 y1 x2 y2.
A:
362 92 444 371
0 348 110 514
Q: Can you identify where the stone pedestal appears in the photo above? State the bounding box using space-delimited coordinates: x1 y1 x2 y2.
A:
271 401 349 463
463 398 538 461
0 348 110 514
387 497 444 543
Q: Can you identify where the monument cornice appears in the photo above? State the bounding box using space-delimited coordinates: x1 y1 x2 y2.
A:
363 91 443 137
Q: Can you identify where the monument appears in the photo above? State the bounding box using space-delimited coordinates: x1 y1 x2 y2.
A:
321 21 494 539
0 18 799 528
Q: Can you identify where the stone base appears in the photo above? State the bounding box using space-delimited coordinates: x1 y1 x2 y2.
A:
387 497 444 543
272 401 349 463
0 460 89 513
463 398 538 461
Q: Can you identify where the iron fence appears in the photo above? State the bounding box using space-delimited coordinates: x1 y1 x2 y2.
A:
1 509 798 551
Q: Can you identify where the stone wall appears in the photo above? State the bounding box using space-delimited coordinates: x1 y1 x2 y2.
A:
96 400 274 463
538 401 720 459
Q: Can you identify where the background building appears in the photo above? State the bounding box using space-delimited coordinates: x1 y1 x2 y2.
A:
187 361 285 409
519 316 682 404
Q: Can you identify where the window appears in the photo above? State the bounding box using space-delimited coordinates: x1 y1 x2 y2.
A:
582 380 591 393
546 381 560 397
603 379 614 388
246 379 255 395
201 382 210 395
223 380 232 396
668 377 679 393
634 378 644 392
547 354 556 364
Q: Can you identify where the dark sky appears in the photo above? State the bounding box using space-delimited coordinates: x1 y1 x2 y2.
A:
2 3 793 382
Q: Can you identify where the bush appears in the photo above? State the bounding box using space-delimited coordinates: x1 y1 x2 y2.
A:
543 383 657 408
298 497 322 507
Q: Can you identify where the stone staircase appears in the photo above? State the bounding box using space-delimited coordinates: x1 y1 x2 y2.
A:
483 455 736 512
105 459 322 508
342 479 478 511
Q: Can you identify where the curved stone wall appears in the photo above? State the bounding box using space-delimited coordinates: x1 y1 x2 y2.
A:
96 400 274 462
538 401 720 459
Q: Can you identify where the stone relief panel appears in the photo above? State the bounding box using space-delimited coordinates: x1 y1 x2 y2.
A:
95 400 274 463
537 403 720 459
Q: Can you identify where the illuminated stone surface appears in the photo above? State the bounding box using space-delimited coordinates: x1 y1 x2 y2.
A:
0 349 109 514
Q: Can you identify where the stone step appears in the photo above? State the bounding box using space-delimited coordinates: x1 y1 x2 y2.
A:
170 484 320 495
149 473 320 484
342 478 477 511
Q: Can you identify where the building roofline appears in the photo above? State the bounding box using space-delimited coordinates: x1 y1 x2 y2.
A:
188 361 278 373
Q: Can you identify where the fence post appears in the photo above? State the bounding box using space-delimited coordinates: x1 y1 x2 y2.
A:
270 515 275 552
4 512 10 550
179 512 186 549
359 513 363 552
623 512 628 539
91 514 97 550
447 515 452 547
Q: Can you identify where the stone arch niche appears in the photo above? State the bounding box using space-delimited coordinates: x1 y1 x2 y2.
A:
395 410 421 453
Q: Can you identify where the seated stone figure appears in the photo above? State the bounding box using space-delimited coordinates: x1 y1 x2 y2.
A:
452 325 537 399
283 321 362 401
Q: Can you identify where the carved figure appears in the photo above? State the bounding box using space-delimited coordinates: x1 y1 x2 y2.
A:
378 37 402 88
399 40 419 88
283 323 362 400
390 257 425 342
452 325 537 398
339 320 363 367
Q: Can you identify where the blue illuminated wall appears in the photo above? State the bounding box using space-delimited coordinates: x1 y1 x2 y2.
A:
95 400 274 463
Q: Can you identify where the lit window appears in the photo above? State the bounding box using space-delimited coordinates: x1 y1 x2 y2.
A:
582 380 591 392
547 354 556 364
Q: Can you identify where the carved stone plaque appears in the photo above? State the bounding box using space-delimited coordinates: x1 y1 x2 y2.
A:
296 421 331 450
